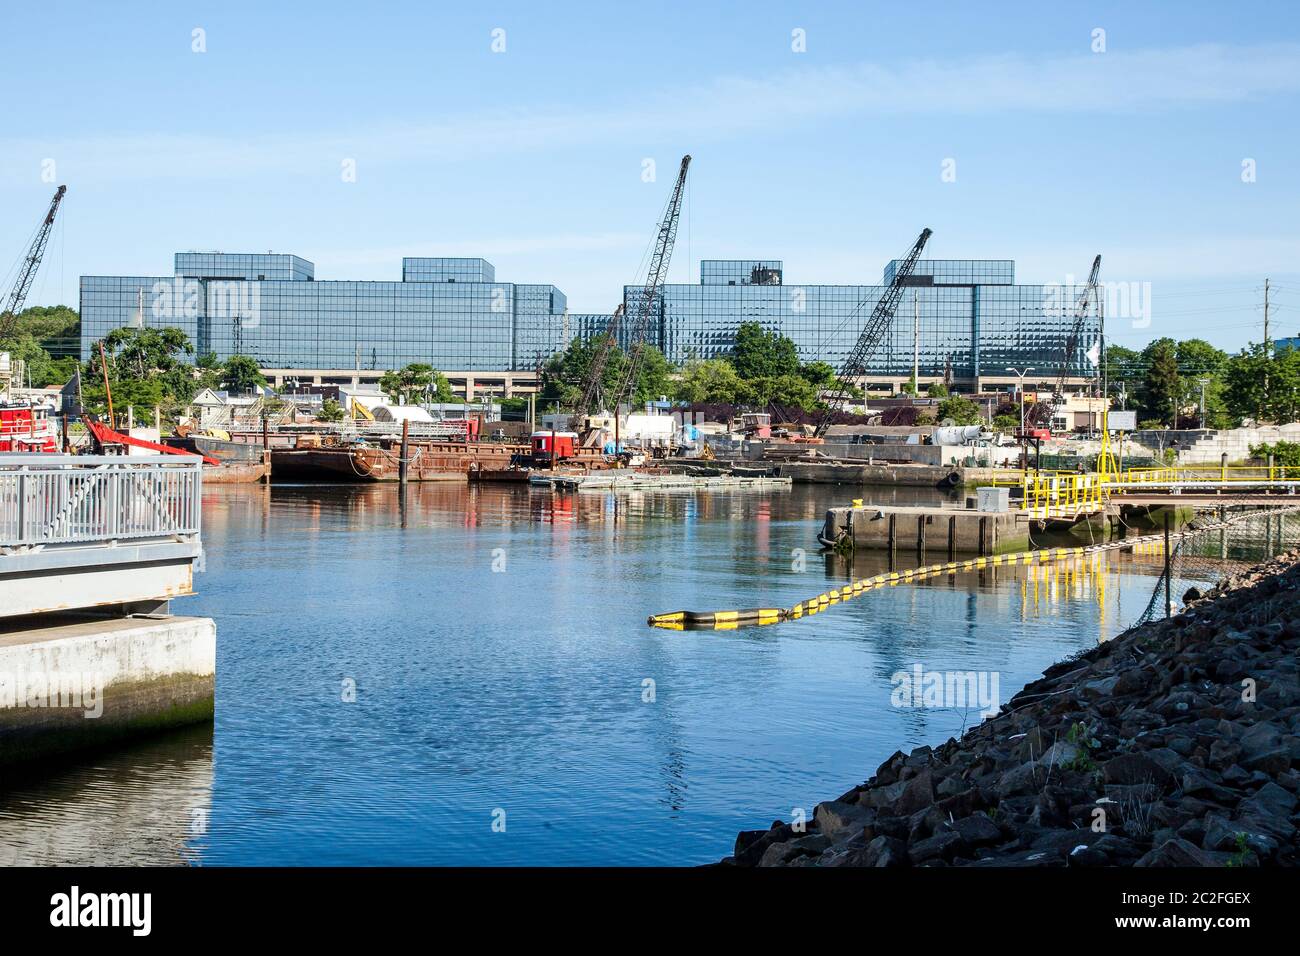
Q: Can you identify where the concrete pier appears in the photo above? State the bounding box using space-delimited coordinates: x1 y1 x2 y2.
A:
822 503 1031 555
0 614 215 767
1 455 216 766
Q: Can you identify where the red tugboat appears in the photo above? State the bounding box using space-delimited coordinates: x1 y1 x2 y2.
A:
0 402 58 453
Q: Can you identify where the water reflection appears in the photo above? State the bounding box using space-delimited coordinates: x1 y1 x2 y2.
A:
0 483 1261 866
0 725 213 866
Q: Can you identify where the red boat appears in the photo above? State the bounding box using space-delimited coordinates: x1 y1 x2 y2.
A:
0 403 58 453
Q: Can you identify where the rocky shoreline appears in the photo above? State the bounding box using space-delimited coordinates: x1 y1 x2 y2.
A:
726 549 1300 867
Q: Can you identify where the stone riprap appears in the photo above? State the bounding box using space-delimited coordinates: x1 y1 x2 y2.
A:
726 550 1300 867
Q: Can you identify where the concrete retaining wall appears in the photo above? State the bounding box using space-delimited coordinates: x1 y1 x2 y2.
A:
0 615 215 766
1133 424 1300 463
823 504 1031 554
778 461 959 486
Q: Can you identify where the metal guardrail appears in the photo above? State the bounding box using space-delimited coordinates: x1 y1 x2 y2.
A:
987 463 1300 516
0 455 202 548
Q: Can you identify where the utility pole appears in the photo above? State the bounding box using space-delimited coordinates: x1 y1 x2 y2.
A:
1263 278 1271 418
1264 278 1271 352
1198 378 1210 428
1007 366 1033 475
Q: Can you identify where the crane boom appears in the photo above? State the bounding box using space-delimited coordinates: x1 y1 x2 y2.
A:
573 304 623 429
0 185 67 340
613 155 691 409
813 227 933 438
1025 254 1101 431
570 157 691 432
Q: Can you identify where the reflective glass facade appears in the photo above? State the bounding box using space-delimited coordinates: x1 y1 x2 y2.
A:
81 253 565 372
612 258 1100 380
80 252 1098 382
175 252 314 282
700 260 783 286
400 258 495 283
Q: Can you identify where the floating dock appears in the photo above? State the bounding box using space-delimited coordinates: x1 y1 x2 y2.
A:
530 469 792 492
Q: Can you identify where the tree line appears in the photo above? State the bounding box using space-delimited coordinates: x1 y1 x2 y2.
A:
1106 337 1300 428
5 306 1297 429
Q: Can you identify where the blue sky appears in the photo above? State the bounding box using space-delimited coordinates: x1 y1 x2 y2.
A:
1 0 1297 352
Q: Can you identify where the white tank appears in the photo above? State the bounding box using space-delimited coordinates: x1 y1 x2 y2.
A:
931 425 984 445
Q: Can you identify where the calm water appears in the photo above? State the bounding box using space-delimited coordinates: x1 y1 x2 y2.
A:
0 482 1220 866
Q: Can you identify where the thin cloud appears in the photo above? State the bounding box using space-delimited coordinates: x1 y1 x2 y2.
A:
2 43 1296 184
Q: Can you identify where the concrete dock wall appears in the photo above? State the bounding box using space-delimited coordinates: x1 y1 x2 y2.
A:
0 615 215 767
778 461 959 486
823 504 1031 555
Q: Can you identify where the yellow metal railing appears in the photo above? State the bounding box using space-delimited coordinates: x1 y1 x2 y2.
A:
999 463 1300 514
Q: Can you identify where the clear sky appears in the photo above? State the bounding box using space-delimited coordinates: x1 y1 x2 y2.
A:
1 0 1297 353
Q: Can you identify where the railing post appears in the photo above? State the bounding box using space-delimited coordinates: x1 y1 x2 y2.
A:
1170 515 1180 621
16 467 27 544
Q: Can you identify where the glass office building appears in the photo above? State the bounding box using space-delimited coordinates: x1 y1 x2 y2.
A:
603 258 1100 385
80 253 567 373
81 251 1098 388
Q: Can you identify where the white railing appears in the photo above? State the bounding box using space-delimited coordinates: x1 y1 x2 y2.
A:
0 455 202 548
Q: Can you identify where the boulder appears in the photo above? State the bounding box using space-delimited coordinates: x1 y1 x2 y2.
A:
949 812 1003 848
813 800 874 844
908 829 963 865
861 835 908 867
1134 837 1218 867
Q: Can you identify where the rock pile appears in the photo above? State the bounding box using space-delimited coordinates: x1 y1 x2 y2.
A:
726 549 1300 867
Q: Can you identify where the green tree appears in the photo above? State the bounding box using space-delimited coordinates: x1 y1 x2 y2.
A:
1141 339 1182 425
318 398 345 422
797 360 837 388
926 382 949 398
541 337 674 410
97 326 194 380
3 305 80 357
731 322 800 380
1104 344 1142 407
82 325 199 417
221 354 267 395
676 358 744 404
741 374 820 409
1222 344 1283 424
378 362 451 405
626 344 675 405
541 336 622 409
1250 440 1300 468
1174 338 1228 376
936 395 983 425
0 332 77 387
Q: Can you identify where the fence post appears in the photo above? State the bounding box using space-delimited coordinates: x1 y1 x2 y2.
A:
16 468 27 544
1170 509 1180 621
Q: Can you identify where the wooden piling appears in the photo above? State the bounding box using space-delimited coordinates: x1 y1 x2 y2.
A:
399 419 410 485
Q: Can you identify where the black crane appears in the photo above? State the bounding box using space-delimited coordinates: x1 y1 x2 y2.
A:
813 227 933 438
572 155 691 436
611 154 692 412
1024 254 1101 432
0 185 68 340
